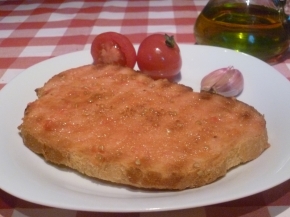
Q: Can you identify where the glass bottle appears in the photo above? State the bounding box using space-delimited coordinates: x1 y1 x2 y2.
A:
194 0 289 64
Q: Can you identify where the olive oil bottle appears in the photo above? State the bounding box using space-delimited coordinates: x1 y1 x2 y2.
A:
194 1 289 63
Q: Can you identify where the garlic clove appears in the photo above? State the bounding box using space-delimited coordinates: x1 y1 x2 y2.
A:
201 66 244 97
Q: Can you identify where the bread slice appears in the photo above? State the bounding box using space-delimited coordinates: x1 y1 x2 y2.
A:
19 64 269 190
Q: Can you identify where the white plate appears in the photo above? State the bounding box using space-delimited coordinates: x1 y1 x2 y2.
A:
1 45 290 212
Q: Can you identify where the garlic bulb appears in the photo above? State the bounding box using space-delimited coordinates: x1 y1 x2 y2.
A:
200 66 244 97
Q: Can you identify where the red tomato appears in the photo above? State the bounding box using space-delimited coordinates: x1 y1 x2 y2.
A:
137 34 182 79
91 32 136 68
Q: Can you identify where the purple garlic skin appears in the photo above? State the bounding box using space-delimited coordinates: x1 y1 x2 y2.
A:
201 66 244 97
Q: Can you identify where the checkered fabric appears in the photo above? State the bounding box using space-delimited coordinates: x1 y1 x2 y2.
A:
1 0 289 87
0 0 203 87
1 0 290 216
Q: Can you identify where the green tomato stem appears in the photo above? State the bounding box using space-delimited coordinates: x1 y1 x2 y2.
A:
165 34 175 48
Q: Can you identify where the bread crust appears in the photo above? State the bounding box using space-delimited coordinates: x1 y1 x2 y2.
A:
19 64 270 190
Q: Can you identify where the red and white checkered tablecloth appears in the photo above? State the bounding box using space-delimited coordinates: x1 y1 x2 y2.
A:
1 0 290 216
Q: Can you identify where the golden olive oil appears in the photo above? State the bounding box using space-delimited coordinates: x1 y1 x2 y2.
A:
194 3 289 63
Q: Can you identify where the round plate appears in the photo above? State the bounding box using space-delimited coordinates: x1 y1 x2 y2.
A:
1 45 290 212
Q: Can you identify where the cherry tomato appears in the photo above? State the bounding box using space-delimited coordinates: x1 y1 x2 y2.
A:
137 34 182 79
91 32 136 68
